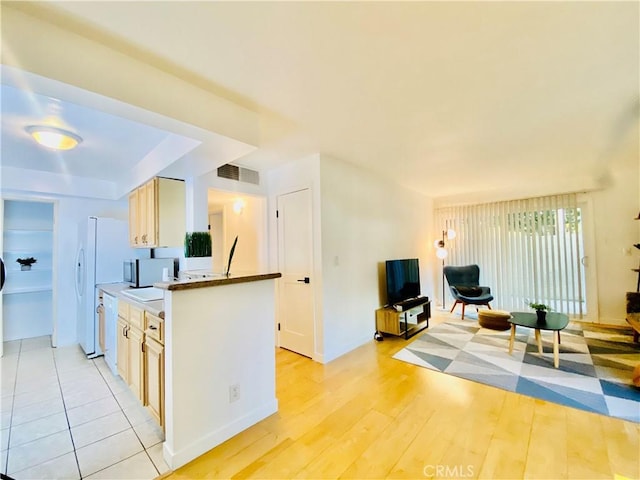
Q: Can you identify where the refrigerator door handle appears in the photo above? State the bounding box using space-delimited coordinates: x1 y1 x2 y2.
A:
75 247 85 301
0 256 5 292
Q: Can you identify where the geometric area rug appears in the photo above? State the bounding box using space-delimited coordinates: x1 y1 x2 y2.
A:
393 319 640 423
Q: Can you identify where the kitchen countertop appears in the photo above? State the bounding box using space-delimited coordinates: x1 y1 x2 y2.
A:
154 272 281 291
98 273 281 316
97 282 164 318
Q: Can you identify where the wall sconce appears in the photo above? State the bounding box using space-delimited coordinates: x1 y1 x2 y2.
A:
233 198 245 214
434 229 456 308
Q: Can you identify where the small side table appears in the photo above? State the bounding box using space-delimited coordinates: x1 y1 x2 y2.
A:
508 312 569 368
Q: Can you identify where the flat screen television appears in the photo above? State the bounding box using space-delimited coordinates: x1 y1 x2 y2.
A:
385 258 421 306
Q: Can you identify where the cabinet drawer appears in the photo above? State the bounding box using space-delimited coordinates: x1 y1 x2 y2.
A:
145 312 164 344
128 305 144 330
117 300 129 318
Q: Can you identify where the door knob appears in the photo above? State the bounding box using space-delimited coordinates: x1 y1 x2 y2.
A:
297 277 310 284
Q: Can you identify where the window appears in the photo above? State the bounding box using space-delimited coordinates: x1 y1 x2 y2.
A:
436 194 587 317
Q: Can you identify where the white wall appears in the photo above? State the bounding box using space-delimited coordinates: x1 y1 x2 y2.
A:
267 153 434 363
590 149 639 324
163 279 278 469
319 155 433 361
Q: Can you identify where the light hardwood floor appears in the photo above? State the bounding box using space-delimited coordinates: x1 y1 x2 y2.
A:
165 312 639 480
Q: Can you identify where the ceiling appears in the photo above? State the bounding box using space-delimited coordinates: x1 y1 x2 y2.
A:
1 1 638 202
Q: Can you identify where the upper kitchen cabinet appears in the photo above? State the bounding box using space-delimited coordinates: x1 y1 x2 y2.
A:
129 177 185 248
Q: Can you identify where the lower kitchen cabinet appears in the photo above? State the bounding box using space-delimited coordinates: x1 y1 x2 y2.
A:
116 299 146 404
116 317 129 380
116 297 165 429
144 335 164 427
127 325 145 402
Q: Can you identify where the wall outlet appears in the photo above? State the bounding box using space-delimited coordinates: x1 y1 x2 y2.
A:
229 384 240 403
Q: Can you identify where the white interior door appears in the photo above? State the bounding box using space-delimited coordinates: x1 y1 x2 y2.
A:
277 189 314 358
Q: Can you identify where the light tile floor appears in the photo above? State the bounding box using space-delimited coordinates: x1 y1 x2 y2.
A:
1 336 170 479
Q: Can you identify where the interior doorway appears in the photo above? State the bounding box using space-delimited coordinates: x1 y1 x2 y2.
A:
207 189 267 275
1 199 55 347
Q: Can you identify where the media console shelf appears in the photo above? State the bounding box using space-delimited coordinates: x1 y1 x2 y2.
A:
375 298 431 339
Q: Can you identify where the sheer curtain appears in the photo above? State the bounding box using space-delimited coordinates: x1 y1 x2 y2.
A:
435 193 585 317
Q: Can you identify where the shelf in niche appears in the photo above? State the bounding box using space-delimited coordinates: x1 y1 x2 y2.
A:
3 250 53 255
5 268 52 274
3 286 52 295
3 228 53 233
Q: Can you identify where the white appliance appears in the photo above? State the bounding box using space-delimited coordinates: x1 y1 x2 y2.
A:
103 292 118 374
76 217 133 358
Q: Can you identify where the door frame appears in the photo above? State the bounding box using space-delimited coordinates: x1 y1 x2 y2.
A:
577 194 598 323
274 186 318 360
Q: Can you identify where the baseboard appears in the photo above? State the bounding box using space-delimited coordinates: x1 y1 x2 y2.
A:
597 316 628 327
163 399 278 470
317 334 371 364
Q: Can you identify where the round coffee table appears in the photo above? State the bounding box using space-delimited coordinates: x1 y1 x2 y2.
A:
508 311 569 368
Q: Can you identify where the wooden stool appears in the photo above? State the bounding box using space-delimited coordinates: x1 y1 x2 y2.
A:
478 309 511 330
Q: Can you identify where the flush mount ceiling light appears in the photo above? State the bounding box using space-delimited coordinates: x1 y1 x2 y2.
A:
25 125 83 151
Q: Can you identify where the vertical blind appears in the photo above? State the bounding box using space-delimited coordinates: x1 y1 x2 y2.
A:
435 193 585 316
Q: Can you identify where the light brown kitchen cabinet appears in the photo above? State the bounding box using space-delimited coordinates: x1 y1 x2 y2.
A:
116 317 129 380
144 313 164 428
128 177 185 248
116 298 165 429
128 189 140 246
116 299 146 403
142 179 157 247
127 325 145 402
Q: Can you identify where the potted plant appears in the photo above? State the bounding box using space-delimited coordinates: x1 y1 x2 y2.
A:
184 231 213 271
184 231 212 258
16 257 37 271
529 302 551 322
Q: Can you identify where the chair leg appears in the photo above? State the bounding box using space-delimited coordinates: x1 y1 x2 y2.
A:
487 303 492 310
461 303 466 319
449 300 459 314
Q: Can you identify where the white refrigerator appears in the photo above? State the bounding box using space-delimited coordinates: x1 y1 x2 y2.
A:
76 217 132 358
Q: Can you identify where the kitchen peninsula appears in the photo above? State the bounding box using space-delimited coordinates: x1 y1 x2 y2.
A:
154 272 281 470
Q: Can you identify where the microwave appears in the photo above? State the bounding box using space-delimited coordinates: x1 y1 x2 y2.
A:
124 258 176 288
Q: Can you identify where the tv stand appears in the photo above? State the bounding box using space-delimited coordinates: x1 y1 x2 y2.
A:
376 297 430 339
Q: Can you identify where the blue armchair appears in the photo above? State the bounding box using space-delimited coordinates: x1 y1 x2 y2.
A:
443 264 493 319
